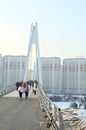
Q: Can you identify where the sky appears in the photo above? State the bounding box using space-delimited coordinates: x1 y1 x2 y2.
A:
0 0 86 59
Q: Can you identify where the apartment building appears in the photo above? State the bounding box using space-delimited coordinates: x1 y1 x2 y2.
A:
1 55 86 95
3 55 26 86
0 55 3 86
62 58 86 95
41 57 61 94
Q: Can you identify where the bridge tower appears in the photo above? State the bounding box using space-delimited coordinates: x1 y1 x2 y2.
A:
24 23 42 86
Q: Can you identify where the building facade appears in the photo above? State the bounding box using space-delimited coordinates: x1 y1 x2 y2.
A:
3 56 26 86
41 57 61 94
1 55 86 95
62 58 86 95
0 55 3 87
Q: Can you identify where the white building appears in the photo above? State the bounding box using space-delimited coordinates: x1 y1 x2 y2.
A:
2 55 86 95
41 57 61 94
3 56 26 86
0 55 3 87
62 58 86 95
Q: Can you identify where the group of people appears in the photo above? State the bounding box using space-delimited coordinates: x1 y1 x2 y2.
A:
15 80 38 99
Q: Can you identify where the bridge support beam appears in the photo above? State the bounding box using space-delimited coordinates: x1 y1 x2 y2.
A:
24 23 42 86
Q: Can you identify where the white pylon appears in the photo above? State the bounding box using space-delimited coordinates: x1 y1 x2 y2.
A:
24 23 42 86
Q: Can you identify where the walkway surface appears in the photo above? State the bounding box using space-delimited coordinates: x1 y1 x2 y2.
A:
0 88 50 130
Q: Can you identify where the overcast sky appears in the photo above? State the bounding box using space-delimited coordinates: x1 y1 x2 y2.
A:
0 0 86 59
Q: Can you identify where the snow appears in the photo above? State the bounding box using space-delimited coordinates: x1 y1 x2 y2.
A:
53 101 86 120
76 109 86 119
53 102 70 109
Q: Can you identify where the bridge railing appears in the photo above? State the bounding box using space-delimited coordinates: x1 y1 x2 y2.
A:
38 85 65 130
0 84 15 96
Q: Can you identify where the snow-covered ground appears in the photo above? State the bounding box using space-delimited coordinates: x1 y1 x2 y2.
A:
53 101 71 109
53 101 86 129
53 101 86 117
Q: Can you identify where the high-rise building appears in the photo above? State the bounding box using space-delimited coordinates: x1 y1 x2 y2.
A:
0 54 3 87
3 55 26 86
1 55 86 95
62 58 86 95
41 57 61 94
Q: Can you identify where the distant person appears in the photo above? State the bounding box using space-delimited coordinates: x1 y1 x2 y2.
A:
22 82 29 99
18 86 23 99
34 80 38 88
15 81 19 90
31 80 34 88
25 85 29 99
22 82 27 89
33 82 37 95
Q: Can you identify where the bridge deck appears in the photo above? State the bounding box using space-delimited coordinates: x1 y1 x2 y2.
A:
0 89 50 130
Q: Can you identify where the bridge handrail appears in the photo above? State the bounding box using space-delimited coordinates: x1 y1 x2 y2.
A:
38 85 65 130
0 84 15 96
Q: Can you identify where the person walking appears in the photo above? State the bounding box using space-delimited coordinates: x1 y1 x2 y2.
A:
18 86 23 99
22 82 29 99
25 86 29 99
15 81 19 90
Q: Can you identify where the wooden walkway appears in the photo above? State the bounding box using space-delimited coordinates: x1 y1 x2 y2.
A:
0 89 50 130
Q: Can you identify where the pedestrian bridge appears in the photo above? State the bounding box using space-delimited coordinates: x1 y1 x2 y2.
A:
1 84 86 130
0 23 65 130
0 85 64 130
1 88 49 130
0 23 83 130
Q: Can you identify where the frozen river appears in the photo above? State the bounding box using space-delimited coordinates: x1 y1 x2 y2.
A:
53 101 70 109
